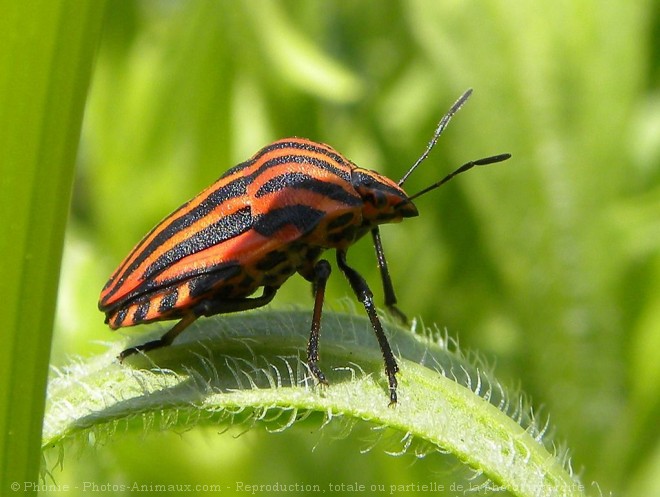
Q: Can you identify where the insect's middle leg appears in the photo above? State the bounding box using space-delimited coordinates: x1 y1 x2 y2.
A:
119 286 278 361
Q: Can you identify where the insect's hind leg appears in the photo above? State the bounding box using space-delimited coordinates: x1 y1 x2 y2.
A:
119 286 279 361
118 313 197 361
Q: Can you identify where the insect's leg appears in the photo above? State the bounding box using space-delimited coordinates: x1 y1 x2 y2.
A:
119 286 278 361
336 249 399 405
306 259 332 386
195 285 278 316
371 227 408 324
118 312 197 361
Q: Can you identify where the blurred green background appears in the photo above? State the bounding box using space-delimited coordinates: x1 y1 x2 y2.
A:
45 0 658 495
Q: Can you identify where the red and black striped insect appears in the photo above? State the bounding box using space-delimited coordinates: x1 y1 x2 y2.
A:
99 89 510 404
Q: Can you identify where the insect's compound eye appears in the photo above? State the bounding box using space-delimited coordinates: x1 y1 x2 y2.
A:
355 181 386 208
365 190 387 208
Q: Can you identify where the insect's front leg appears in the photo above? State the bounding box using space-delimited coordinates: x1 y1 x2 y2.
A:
371 227 408 324
305 259 332 386
336 248 399 405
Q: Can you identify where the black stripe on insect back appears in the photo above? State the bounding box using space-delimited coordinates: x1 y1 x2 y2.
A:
218 139 351 184
218 158 254 179
255 140 353 180
142 176 251 262
187 264 243 299
290 140 354 177
255 172 362 206
255 250 288 271
219 140 348 181
257 153 350 183
143 206 253 280
104 176 252 302
253 205 326 238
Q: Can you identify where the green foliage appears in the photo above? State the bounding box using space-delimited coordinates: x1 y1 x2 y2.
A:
0 1 105 493
18 0 658 495
45 312 583 497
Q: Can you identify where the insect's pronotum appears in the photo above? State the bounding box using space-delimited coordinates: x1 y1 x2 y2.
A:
99 89 510 404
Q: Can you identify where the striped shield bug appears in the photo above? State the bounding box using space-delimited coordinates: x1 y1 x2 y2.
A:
99 88 510 404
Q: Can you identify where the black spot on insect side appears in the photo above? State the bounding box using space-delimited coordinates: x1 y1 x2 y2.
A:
237 274 256 289
256 251 289 271
277 264 294 276
327 225 357 245
114 307 128 328
188 265 242 299
158 289 179 314
305 247 323 261
253 205 325 238
263 274 283 286
219 284 235 297
365 191 387 209
133 300 150 323
327 212 355 230
376 212 397 222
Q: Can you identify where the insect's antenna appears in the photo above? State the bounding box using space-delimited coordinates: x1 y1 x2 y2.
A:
408 153 511 201
398 88 473 187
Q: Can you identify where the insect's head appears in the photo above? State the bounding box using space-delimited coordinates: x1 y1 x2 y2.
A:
351 168 418 223
351 89 511 226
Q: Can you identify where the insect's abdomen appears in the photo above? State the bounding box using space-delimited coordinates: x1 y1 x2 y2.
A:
100 138 364 329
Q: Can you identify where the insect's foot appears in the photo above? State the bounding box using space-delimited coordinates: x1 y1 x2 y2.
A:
387 369 399 406
307 361 329 386
118 338 167 362
388 389 398 407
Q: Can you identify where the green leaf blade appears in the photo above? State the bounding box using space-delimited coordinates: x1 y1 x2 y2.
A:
45 311 584 497
0 0 106 491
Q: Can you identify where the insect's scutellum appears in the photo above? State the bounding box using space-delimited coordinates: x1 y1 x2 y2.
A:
99 89 510 405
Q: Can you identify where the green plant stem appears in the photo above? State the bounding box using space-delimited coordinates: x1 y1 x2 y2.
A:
0 1 105 492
